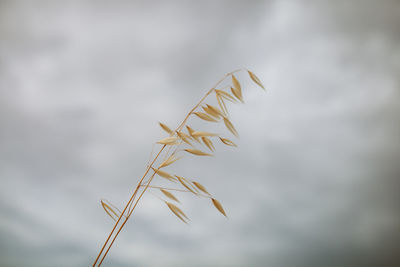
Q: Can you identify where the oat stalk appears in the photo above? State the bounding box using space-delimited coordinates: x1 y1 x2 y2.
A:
92 69 265 266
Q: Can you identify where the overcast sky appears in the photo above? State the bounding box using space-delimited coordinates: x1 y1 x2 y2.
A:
1 1 400 266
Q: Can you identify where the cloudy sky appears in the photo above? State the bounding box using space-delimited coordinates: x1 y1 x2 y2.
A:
1 0 399 266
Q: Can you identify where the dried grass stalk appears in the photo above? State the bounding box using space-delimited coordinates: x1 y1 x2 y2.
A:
94 69 265 267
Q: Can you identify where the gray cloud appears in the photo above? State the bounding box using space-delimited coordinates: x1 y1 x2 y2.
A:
1 0 399 266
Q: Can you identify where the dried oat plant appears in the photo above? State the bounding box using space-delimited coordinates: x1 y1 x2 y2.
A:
92 69 265 266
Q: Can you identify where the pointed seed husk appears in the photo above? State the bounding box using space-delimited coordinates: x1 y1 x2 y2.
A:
166 202 188 223
231 86 243 103
160 189 180 202
179 176 200 193
186 125 195 135
202 136 215 151
159 154 181 168
232 74 241 92
175 175 198 195
176 131 192 146
192 181 210 195
212 198 227 217
216 89 237 103
248 70 265 90
159 122 174 135
186 125 200 142
219 137 237 147
194 112 218 122
152 167 175 181
184 148 212 156
223 117 238 137
157 136 179 145
206 104 224 118
191 131 217 137
216 93 228 115
202 106 221 119
182 176 200 193
101 200 119 221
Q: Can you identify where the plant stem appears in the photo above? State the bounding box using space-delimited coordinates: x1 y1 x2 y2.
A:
92 70 241 266
139 184 211 198
92 147 165 266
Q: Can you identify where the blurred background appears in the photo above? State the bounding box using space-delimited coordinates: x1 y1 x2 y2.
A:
1 0 399 266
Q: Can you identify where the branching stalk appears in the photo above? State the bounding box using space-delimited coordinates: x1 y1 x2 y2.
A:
92 69 247 266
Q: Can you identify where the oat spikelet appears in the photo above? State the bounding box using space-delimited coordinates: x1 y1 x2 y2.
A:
248 70 265 90
232 74 241 91
159 122 174 135
159 154 181 168
216 93 228 115
207 104 224 116
202 106 221 119
231 74 242 102
94 69 266 266
157 136 179 145
186 125 195 136
202 136 215 151
184 148 212 156
175 175 198 195
211 198 227 217
165 202 188 223
231 86 243 103
101 200 120 221
191 131 218 137
219 137 237 147
216 89 237 103
223 117 238 137
160 189 180 203
192 181 210 195
186 125 200 142
205 104 224 118
180 176 200 193
152 167 175 181
194 112 218 122
176 131 192 146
